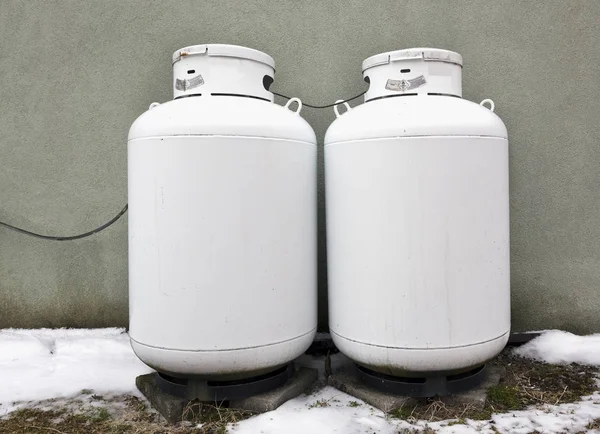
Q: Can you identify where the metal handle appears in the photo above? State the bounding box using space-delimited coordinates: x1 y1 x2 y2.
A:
284 97 303 114
480 99 495 112
334 100 352 118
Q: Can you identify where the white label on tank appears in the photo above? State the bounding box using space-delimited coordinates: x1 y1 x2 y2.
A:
175 74 205 91
428 62 450 76
386 75 427 92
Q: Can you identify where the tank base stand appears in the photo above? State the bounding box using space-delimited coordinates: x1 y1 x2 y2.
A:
135 366 318 423
357 364 488 397
156 364 295 401
328 364 506 414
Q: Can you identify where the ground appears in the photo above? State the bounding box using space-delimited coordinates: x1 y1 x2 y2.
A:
1 329 600 433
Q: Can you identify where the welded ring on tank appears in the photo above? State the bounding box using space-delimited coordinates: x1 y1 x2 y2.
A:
355 364 487 398
155 364 294 402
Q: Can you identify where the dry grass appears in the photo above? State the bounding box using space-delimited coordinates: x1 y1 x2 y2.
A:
586 418 600 429
0 395 253 434
571 418 600 434
390 350 599 423
179 400 253 433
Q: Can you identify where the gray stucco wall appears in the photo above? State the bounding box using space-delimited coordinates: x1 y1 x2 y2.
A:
1 1 599 333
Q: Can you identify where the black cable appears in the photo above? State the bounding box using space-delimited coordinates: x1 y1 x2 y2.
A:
0 204 128 241
272 90 367 108
0 90 366 241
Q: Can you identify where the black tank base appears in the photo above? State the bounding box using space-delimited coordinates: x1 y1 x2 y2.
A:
356 364 487 398
155 364 294 402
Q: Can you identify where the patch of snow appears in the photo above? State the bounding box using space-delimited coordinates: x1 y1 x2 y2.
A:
514 330 600 365
230 384 600 434
0 328 152 416
2 328 600 433
490 392 600 433
232 388 600 434
231 386 398 434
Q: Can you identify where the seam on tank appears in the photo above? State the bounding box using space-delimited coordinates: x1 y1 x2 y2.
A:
128 135 316 145
130 327 317 352
330 330 509 350
325 135 508 146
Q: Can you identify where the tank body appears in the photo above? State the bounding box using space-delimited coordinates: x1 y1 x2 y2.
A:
325 48 510 376
128 45 317 379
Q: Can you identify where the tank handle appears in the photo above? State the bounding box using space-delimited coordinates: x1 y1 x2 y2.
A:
333 100 352 118
284 97 303 115
480 99 495 112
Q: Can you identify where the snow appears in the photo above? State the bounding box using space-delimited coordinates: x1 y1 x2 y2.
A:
231 386 397 434
2 328 600 433
0 328 152 415
515 330 600 365
229 389 600 434
487 393 600 433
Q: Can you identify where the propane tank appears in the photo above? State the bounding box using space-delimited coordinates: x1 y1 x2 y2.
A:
128 44 317 380
325 48 510 377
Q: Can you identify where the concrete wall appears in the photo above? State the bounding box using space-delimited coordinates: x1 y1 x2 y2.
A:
1 1 599 333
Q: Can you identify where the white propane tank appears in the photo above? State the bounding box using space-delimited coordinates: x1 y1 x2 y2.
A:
325 48 510 376
128 44 317 380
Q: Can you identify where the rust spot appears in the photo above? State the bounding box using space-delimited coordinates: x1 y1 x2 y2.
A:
180 51 189 57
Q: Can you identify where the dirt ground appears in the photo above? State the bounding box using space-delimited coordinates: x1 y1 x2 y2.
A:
1 349 598 434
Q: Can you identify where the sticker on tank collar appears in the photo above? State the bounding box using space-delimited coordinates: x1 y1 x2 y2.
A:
386 75 427 92
175 74 204 91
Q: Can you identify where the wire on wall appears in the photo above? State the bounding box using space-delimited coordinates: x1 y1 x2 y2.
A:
0 204 128 241
0 89 367 241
